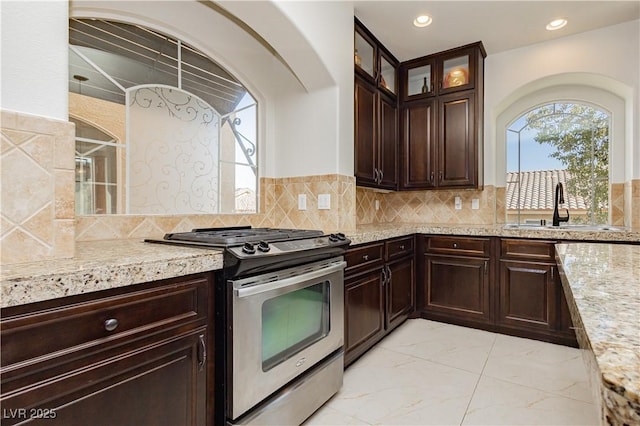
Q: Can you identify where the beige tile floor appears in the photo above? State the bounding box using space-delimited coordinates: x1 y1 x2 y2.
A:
306 319 599 425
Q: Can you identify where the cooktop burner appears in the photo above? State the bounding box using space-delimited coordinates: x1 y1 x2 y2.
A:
162 226 325 247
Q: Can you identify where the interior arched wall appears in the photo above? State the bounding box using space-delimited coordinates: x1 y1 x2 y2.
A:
218 0 354 177
485 19 639 183
71 0 355 178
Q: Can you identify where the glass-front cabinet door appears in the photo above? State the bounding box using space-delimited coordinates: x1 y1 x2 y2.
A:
406 63 433 98
439 51 473 93
379 52 397 95
355 29 375 80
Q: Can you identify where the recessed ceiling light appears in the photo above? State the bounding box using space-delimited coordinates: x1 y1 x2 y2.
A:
546 18 568 31
413 15 432 28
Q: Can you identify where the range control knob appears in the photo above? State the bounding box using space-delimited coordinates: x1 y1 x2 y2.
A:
329 234 339 242
257 241 270 252
242 242 256 254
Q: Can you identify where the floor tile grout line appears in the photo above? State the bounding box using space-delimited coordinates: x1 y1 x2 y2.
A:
459 333 498 425
475 373 598 406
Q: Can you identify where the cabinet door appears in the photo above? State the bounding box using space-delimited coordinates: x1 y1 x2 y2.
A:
1 330 208 426
401 59 435 100
344 269 385 366
378 93 398 189
423 254 491 324
438 91 477 188
437 48 475 94
379 50 397 97
498 261 555 332
386 257 415 331
354 23 376 83
354 76 377 186
401 101 436 189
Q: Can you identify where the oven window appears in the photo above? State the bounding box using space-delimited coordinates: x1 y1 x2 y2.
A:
262 281 330 371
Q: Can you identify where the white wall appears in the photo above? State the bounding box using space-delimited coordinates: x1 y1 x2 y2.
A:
0 1 68 119
219 0 354 177
485 19 640 183
7 0 356 180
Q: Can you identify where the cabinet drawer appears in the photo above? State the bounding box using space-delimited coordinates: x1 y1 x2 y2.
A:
1 274 209 367
345 243 384 275
425 236 490 257
501 239 556 261
385 236 414 260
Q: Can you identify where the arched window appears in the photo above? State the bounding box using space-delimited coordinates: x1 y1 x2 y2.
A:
506 102 610 225
69 18 257 215
496 80 626 227
72 116 122 215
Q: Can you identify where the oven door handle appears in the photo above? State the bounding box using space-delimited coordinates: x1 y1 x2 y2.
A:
234 261 346 299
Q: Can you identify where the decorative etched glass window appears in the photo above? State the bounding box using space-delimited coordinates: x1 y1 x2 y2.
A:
69 18 257 214
506 102 610 225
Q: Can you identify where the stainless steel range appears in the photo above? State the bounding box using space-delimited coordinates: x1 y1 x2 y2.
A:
147 227 350 425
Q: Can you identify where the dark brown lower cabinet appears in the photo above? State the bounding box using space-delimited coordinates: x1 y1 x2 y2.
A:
497 239 577 346
344 268 386 366
424 255 491 324
416 235 577 347
386 256 414 331
344 236 415 366
419 235 492 327
498 261 555 331
0 274 211 426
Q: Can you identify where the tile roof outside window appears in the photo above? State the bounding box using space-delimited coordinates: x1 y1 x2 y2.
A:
506 170 587 211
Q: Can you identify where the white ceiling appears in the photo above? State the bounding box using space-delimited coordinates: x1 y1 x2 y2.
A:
353 1 640 61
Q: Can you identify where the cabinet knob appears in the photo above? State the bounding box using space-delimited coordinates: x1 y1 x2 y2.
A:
104 318 119 332
363 254 369 261
399 245 405 250
453 243 458 249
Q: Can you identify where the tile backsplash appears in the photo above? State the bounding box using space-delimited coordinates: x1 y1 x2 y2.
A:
1 111 75 264
357 186 497 225
75 174 356 241
1 109 637 264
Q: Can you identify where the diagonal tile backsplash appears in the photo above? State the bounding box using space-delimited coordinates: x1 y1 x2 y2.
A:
1 110 636 263
1 111 75 264
75 174 356 241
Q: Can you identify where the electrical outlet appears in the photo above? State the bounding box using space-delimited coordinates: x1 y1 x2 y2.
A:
318 194 331 210
375 200 380 211
298 194 307 210
454 196 462 210
472 198 479 210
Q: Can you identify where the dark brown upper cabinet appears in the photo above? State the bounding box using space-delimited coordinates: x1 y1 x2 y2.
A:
355 18 398 98
401 42 485 101
400 42 485 190
354 18 399 190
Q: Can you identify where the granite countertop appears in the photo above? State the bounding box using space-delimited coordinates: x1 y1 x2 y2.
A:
1 239 224 308
347 223 640 245
2 223 638 309
555 243 640 425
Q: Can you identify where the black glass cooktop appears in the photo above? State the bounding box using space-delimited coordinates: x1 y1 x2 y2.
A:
162 226 324 247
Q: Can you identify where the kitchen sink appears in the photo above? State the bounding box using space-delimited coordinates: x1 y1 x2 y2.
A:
504 224 625 232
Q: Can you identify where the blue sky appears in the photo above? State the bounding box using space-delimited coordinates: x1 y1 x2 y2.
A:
506 116 564 172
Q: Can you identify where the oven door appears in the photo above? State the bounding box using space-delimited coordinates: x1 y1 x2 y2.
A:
229 257 345 420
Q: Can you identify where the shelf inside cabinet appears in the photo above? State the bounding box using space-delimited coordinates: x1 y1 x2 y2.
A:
407 64 432 97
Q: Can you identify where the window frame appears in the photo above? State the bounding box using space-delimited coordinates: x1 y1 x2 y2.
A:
505 101 611 225
496 83 626 225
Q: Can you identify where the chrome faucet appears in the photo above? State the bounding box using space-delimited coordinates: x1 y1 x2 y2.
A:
552 183 570 226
